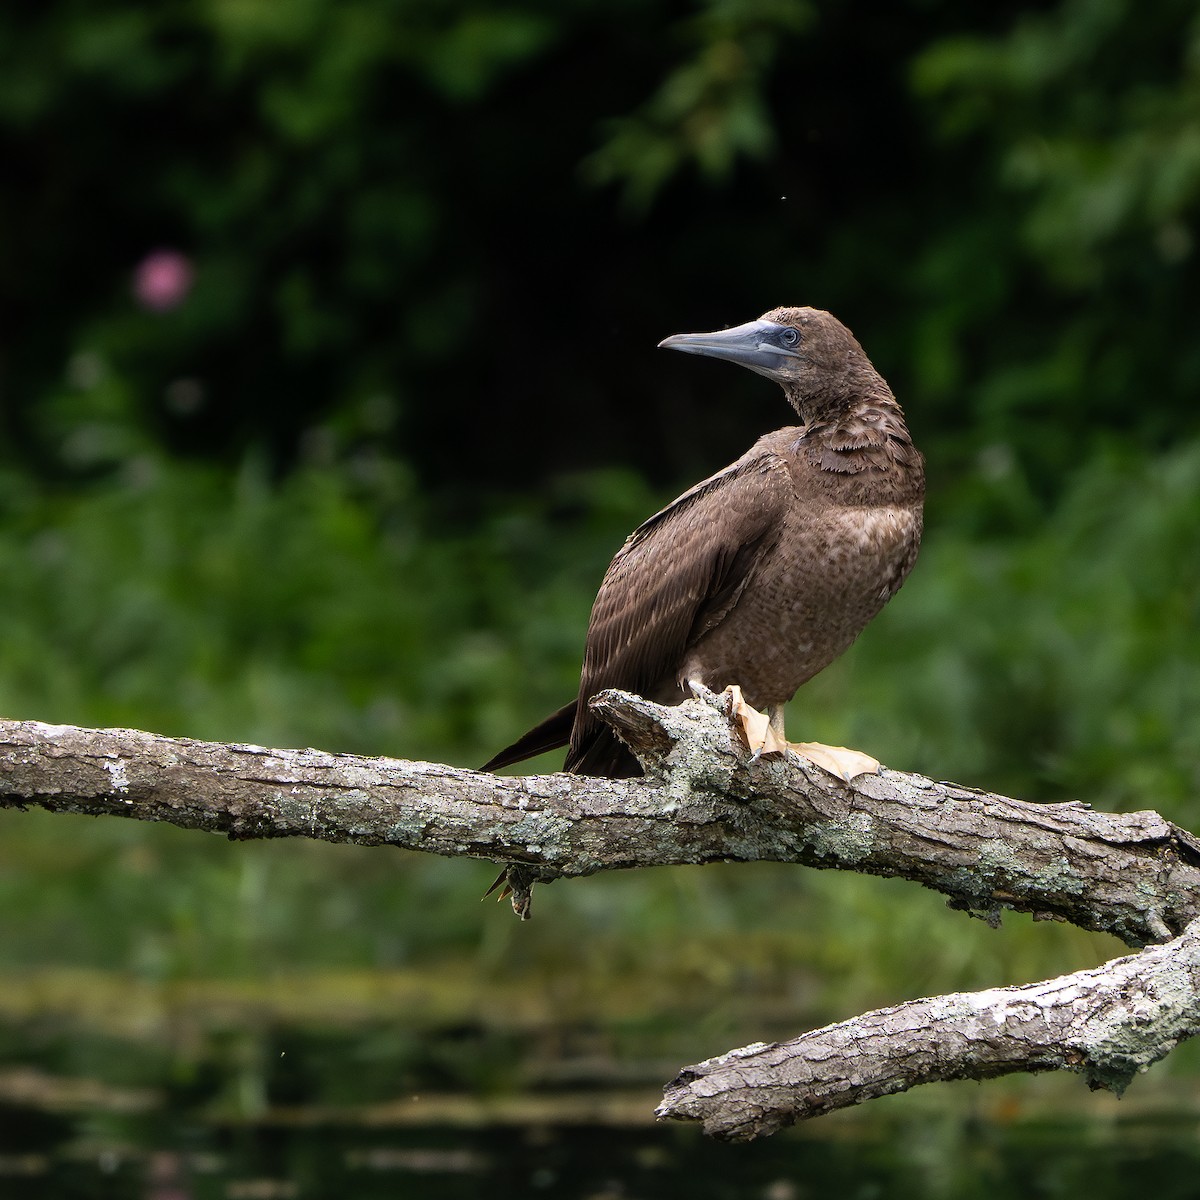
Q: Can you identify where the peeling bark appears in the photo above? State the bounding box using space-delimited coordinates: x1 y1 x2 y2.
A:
3 689 1200 1136
3 691 1197 944
658 915 1200 1140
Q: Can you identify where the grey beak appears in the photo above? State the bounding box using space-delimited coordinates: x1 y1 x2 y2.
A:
658 319 800 378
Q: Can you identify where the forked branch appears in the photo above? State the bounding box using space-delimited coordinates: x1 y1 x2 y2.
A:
2 691 1199 1136
659 916 1200 1139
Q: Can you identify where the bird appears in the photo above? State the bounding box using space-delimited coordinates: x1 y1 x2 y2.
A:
484 306 924 782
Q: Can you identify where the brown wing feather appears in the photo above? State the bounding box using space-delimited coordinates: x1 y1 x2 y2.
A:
565 450 794 773
481 699 575 771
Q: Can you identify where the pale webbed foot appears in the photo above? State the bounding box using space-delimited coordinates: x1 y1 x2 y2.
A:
785 740 880 783
724 684 789 757
723 686 881 782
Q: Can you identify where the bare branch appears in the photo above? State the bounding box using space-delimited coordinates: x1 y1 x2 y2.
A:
4 692 1200 1131
659 914 1200 1140
2 692 1197 943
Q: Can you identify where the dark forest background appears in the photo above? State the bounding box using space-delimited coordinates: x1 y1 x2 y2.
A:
1 0 1199 1142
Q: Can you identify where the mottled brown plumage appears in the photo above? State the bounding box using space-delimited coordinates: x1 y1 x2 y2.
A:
484 307 924 778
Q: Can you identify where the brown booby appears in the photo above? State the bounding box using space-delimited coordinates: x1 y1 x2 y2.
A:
484 307 924 781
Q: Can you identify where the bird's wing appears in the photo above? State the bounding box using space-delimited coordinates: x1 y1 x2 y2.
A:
566 449 794 769
480 699 576 772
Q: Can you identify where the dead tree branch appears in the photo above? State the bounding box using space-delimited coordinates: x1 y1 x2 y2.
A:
659 915 1200 1140
4 689 1200 1135
2 691 1197 942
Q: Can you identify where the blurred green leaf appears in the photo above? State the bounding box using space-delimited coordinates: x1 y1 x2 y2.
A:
584 0 813 209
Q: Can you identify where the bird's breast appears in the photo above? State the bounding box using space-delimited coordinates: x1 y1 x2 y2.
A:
816 504 921 601
678 499 921 707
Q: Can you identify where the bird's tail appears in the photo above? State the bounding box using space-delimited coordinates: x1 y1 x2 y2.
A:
563 726 642 777
481 700 577 771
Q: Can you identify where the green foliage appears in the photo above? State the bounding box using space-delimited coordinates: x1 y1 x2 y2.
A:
584 0 815 210
904 0 1200 491
0 453 643 759
860 440 1200 817
1 0 1200 1113
0 433 1195 1016
914 0 1200 285
4 0 1198 497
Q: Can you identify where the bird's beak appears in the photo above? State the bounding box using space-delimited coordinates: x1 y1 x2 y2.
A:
658 319 800 379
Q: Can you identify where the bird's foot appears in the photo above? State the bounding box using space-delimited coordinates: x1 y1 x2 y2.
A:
482 866 535 920
723 685 880 782
785 741 880 783
725 685 789 756
691 679 790 756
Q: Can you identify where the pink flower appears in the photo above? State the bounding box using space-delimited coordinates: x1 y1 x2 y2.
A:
132 249 194 312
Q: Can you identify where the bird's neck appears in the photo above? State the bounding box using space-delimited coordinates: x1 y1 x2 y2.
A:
785 353 887 423
787 371 922 489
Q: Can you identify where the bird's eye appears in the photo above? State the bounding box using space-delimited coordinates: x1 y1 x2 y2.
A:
779 328 800 347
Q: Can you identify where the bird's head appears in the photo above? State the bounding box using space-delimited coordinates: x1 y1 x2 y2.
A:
659 307 876 417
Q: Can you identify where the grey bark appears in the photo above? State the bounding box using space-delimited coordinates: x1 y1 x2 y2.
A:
658 915 1200 1140
3 687 1200 1136
3 690 1197 942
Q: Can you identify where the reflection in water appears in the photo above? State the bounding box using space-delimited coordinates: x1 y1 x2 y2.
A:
5 1114 1200 1200
3 1017 1200 1199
